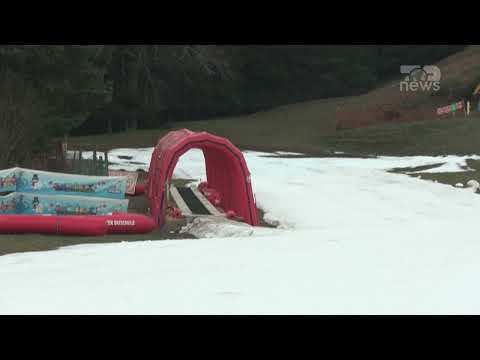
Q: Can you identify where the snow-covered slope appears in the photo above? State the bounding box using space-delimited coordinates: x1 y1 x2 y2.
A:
2 150 480 314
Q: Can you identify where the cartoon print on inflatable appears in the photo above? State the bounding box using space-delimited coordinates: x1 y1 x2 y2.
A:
0 194 16 214
31 174 41 190
11 168 127 199
0 167 153 236
0 168 17 193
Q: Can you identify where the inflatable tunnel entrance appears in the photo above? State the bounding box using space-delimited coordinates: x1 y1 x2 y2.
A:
147 129 259 227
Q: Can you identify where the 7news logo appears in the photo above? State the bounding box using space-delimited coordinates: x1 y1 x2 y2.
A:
399 65 441 92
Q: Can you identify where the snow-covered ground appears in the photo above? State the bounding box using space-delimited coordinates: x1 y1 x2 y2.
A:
2 149 480 314
81 148 154 172
81 148 480 174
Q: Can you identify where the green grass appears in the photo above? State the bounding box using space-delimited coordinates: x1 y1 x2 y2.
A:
70 97 345 155
319 113 480 156
0 226 194 257
70 109 480 158
389 163 446 174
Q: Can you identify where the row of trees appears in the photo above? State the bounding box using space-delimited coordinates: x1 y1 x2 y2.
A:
75 45 465 135
0 45 466 167
0 45 110 167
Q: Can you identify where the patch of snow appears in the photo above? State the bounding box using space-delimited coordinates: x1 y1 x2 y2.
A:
172 149 206 180
405 156 480 174
82 148 153 172
80 147 480 176
180 217 277 239
466 180 480 192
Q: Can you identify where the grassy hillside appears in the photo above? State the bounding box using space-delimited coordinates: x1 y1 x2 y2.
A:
70 46 480 156
320 113 480 156
70 96 346 154
70 109 480 157
335 46 480 128
72 96 480 157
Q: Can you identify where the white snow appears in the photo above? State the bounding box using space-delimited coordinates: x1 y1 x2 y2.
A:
81 148 154 172
81 148 480 175
311 154 480 174
2 150 480 314
81 148 206 179
466 180 480 192
180 217 277 239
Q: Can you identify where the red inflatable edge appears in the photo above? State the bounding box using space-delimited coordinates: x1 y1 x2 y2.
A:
0 213 156 236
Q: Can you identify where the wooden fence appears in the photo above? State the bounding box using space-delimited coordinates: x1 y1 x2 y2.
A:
29 145 110 176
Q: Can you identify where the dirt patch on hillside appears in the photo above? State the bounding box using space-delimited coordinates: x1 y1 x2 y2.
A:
335 46 480 130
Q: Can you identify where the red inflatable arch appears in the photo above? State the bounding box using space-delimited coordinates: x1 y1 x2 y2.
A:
147 129 259 228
